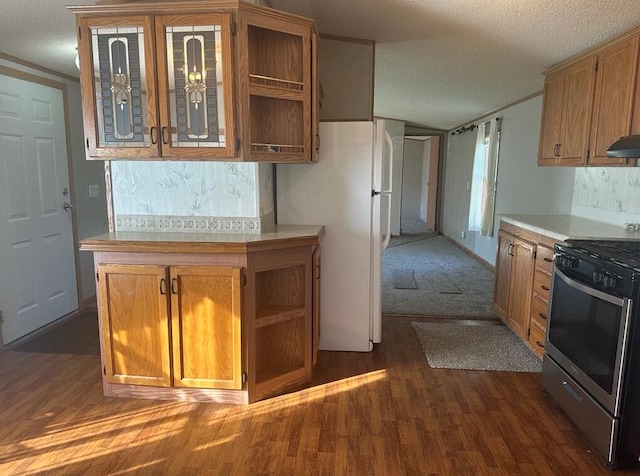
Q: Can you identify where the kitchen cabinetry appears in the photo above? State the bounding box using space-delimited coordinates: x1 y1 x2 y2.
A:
494 221 559 357
98 264 242 389
71 1 318 163
538 29 640 167
493 229 535 339
81 225 323 404
538 56 596 166
589 37 640 165
528 244 553 358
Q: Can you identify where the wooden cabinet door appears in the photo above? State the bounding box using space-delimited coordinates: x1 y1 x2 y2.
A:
559 56 597 165
493 230 513 322
77 16 159 159
589 36 640 165
538 70 565 165
507 238 536 339
154 14 237 159
312 246 321 365
170 266 243 390
98 264 171 387
311 31 320 163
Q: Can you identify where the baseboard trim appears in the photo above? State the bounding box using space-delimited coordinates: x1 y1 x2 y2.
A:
81 295 97 310
442 235 495 272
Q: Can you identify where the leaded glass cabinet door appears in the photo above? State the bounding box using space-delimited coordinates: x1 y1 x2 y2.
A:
78 16 159 158
155 14 236 159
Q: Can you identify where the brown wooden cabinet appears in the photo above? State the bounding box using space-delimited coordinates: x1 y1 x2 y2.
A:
98 264 172 387
98 263 242 390
170 266 242 390
82 228 323 404
538 30 640 167
71 1 318 163
494 221 559 358
538 56 596 166
494 231 535 339
589 36 640 165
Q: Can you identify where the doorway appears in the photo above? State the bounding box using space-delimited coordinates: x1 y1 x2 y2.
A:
0 72 79 344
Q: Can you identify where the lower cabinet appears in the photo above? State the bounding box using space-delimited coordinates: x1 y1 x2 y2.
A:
493 230 535 339
494 221 558 358
98 264 242 390
92 241 320 404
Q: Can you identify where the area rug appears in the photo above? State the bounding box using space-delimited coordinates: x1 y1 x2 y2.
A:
411 322 541 372
383 235 498 318
10 308 100 355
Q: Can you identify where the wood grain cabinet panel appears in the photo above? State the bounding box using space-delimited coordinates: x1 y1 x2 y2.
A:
589 36 640 165
559 56 597 165
98 264 172 387
507 237 536 339
538 70 565 165
170 266 242 390
493 230 513 323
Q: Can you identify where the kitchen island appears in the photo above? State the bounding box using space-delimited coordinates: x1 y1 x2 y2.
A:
80 225 323 404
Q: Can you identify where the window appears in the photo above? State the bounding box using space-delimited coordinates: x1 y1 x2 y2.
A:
468 118 501 237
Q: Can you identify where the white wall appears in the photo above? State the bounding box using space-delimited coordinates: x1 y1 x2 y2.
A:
441 95 575 265
0 58 109 303
420 139 432 222
384 119 405 236
401 139 424 221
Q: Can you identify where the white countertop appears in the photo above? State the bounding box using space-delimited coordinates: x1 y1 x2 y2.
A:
499 215 640 241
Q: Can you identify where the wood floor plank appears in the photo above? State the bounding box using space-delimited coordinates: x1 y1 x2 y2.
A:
0 315 636 475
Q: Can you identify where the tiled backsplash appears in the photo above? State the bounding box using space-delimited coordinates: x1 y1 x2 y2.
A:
111 161 274 233
572 167 640 224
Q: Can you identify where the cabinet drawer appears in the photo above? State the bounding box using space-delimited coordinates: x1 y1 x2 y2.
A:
533 269 551 301
536 245 555 273
530 295 549 331
529 324 546 359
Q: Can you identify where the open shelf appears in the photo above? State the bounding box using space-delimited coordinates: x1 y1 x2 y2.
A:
249 96 305 157
255 306 305 327
254 316 305 385
255 264 305 318
248 25 303 90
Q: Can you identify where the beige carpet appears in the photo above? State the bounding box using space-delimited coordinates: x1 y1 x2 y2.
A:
383 235 498 318
412 321 541 372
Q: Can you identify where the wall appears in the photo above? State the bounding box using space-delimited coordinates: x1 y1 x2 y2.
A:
0 57 108 303
319 37 374 121
384 119 405 236
111 161 274 232
441 95 575 265
572 168 640 226
420 138 432 222
401 139 424 221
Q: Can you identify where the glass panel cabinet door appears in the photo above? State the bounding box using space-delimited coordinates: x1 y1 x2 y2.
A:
155 14 236 159
78 16 159 158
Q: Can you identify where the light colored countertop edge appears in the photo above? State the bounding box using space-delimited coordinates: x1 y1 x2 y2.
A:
499 215 640 242
79 224 325 253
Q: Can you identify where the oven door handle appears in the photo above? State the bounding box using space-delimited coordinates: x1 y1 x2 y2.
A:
554 267 627 307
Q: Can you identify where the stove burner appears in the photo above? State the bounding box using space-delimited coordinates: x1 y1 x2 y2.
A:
566 240 640 271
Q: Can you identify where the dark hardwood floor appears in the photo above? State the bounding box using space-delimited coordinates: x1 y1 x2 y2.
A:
0 315 632 475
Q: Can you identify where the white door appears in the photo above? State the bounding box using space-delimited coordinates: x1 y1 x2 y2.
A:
0 74 78 344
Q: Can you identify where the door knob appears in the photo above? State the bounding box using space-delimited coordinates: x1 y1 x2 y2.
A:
63 202 74 211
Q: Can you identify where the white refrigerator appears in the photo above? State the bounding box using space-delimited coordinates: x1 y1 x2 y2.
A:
276 120 393 352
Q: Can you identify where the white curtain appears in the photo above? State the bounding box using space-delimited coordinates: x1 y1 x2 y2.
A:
468 118 501 236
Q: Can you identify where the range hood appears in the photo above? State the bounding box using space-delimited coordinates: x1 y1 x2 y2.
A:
606 135 640 158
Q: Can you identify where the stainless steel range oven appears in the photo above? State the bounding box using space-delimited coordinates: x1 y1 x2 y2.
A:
542 240 640 469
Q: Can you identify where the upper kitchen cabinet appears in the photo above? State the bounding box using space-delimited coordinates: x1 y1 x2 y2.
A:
538 56 596 166
538 28 640 167
71 1 318 163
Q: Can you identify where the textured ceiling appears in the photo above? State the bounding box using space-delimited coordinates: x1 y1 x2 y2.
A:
0 1 638 130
